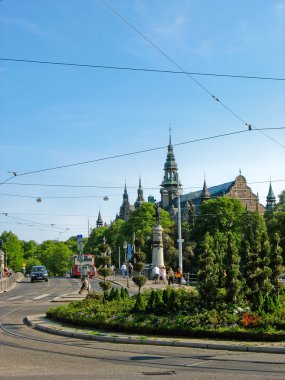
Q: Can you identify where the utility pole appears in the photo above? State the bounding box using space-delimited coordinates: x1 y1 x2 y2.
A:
177 174 184 272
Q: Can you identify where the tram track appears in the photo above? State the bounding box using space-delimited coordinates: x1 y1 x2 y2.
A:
1 278 285 378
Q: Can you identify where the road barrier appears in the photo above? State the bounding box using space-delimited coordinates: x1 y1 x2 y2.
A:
0 272 24 292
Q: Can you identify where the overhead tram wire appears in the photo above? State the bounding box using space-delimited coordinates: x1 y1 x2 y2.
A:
2 178 285 190
0 127 284 186
99 0 285 149
1 57 284 81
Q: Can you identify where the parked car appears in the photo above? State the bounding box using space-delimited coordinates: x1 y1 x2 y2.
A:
30 265 48 282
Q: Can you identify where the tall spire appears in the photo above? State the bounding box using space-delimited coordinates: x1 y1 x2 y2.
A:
119 182 132 221
123 180 128 200
266 179 276 210
96 210 103 228
200 176 211 202
160 130 181 210
134 176 145 209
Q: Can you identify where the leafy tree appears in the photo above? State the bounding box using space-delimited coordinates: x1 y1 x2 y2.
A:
0 231 24 271
21 240 38 260
197 232 219 309
193 197 244 242
104 219 126 266
64 236 79 254
83 226 108 256
36 240 72 276
122 203 174 262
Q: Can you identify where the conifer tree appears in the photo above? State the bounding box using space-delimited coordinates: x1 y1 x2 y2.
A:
270 233 284 293
224 232 242 305
197 232 218 309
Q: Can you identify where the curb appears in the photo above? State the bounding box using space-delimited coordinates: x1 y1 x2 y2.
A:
25 315 285 354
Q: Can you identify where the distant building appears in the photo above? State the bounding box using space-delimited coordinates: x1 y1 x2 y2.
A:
116 132 275 222
159 132 269 218
117 182 134 221
96 210 104 228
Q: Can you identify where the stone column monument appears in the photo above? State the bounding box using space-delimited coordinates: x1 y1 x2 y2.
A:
152 204 164 268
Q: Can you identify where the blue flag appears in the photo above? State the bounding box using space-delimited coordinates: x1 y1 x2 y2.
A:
127 243 132 260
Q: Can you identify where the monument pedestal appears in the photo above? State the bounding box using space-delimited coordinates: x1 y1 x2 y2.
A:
152 224 164 268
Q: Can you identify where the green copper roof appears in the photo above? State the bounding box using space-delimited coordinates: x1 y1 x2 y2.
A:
267 182 276 201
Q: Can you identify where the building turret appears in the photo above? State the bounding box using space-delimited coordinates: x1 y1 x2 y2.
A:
96 210 103 228
160 129 182 210
134 177 145 209
266 180 276 210
200 177 211 202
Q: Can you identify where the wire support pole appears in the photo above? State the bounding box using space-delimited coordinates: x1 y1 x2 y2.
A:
177 175 184 273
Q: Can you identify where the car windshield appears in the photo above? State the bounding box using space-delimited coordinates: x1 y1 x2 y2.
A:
32 267 46 273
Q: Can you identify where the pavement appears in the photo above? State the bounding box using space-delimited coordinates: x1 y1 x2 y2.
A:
23 276 285 354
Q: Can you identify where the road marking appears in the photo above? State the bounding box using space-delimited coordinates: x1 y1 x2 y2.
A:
33 294 50 300
9 296 22 300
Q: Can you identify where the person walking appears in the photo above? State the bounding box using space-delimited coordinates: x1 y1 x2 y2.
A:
167 267 175 285
121 263 127 277
152 265 160 284
79 276 89 294
128 262 133 278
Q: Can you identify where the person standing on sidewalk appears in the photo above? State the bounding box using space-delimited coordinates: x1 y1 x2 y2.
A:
175 267 183 286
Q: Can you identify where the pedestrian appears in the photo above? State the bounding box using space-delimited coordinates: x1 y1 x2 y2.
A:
160 266 167 283
121 263 127 277
175 267 183 286
152 265 160 284
128 263 133 278
167 267 175 285
79 276 89 294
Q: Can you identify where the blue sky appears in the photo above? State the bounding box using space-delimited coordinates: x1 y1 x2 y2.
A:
1 0 284 243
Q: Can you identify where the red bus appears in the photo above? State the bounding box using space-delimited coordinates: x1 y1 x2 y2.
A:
71 254 96 278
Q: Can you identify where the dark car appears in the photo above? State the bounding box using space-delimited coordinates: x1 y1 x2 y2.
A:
30 265 48 282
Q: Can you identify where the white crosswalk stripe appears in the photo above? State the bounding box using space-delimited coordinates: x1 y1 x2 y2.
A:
33 293 50 300
8 296 22 300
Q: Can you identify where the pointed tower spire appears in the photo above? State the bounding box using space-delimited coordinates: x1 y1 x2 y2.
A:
160 130 181 210
266 179 276 210
134 176 145 209
119 182 132 221
96 210 103 228
200 176 211 202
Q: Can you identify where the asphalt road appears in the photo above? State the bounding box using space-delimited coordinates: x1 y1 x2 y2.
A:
0 277 285 380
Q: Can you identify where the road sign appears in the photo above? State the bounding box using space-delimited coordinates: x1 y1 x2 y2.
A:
77 234 83 241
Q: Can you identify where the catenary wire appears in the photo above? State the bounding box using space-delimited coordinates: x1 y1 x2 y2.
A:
2 178 284 190
1 57 284 81
99 0 285 149
1 127 284 186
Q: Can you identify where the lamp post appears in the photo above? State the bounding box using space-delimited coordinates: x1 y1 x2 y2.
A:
123 241 129 288
177 174 184 273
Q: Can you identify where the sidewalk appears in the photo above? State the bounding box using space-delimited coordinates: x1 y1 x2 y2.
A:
25 314 285 354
